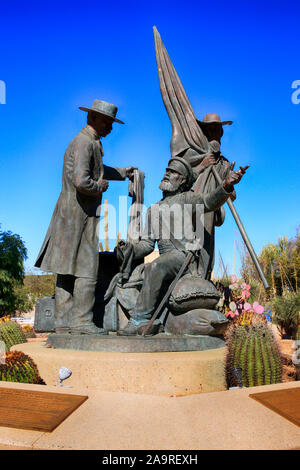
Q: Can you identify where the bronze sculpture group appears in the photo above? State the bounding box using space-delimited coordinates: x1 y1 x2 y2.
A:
35 28 265 343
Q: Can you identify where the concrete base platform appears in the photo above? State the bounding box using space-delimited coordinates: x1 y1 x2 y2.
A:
46 332 225 352
0 381 299 450
11 341 226 395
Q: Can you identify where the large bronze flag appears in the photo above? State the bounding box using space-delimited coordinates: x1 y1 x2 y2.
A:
153 26 211 158
153 26 270 289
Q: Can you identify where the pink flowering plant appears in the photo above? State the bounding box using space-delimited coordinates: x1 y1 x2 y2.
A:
216 275 265 322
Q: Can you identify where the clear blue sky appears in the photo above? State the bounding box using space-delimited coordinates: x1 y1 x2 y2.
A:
0 0 299 276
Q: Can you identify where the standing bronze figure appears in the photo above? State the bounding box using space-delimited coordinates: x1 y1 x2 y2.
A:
35 99 136 335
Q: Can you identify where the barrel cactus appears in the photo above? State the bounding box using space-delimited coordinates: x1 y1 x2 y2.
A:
0 320 27 351
225 322 282 388
0 350 45 385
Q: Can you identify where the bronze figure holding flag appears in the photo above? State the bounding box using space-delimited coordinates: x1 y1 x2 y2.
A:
152 26 268 289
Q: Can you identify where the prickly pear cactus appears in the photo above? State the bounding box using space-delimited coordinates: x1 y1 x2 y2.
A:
225 323 282 388
0 350 45 385
233 311 267 327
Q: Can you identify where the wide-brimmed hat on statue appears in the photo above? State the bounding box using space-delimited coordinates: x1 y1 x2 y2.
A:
196 113 233 126
167 157 195 189
79 99 124 124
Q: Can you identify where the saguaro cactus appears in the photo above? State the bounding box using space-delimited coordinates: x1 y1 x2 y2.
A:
225 323 282 388
0 351 45 384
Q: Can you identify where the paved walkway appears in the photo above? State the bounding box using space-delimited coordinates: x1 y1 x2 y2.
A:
0 381 299 450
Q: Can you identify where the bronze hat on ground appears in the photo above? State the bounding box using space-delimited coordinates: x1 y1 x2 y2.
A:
197 112 233 126
79 99 124 124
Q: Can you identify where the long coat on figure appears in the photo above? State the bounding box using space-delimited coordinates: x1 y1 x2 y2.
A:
35 125 126 280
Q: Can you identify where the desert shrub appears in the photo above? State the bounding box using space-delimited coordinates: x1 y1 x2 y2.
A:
271 291 300 338
22 325 36 339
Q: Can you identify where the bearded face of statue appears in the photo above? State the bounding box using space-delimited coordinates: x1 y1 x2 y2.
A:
159 168 186 194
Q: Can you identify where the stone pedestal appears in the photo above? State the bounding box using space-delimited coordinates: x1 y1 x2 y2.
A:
11 341 227 395
46 332 225 353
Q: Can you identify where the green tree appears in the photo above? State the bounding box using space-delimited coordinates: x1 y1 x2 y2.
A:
0 226 29 316
24 274 55 299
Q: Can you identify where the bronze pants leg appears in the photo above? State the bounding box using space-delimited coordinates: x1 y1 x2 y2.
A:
71 277 97 329
55 275 97 330
132 250 186 325
55 274 74 330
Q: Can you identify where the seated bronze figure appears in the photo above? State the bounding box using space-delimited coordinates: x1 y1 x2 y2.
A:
104 157 248 336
